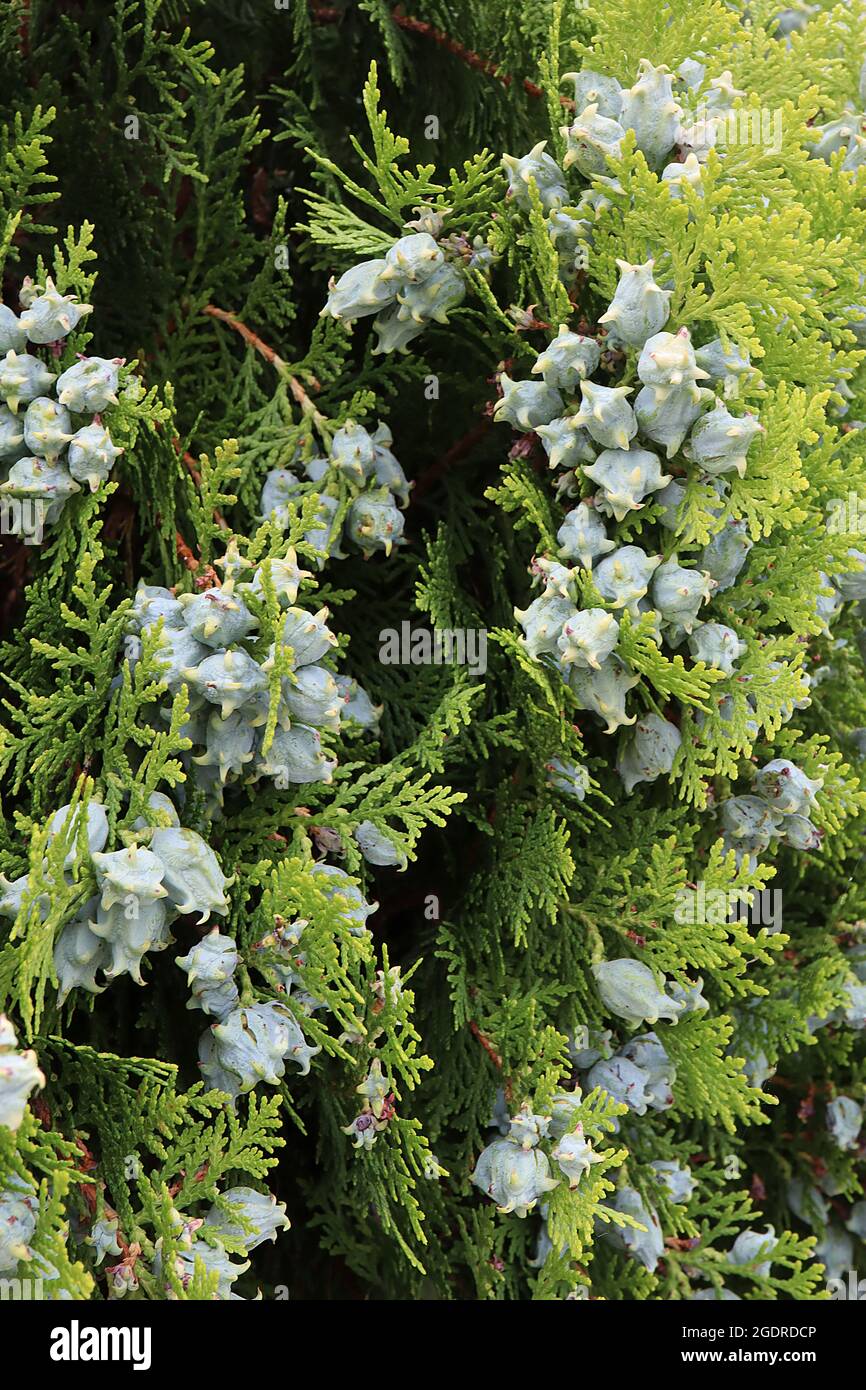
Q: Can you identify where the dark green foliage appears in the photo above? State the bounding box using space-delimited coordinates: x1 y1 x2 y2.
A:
1 0 866 1302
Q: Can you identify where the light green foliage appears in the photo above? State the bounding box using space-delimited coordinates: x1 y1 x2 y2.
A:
2 0 866 1304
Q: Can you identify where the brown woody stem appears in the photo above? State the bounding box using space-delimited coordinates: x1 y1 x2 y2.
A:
202 303 327 426
412 417 493 501
470 1020 504 1070
310 6 573 105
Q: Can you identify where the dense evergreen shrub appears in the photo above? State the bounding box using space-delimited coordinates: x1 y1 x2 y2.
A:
1 0 866 1302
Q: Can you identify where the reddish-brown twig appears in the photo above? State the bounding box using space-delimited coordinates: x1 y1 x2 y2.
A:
664 1236 700 1252
175 530 200 573
177 444 229 531
203 303 285 369
75 1139 99 1216
202 303 326 424
172 434 227 572
392 13 544 99
174 531 219 588
470 1020 504 1070
412 417 493 502
18 0 30 59
310 6 572 105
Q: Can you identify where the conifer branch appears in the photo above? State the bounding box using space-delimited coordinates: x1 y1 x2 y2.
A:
470 1020 504 1070
389 12 545 100
202 303 327 425
174 522 220 587
3 0 865 1310
177 442 229 532
309 5 573 105
412 418 493 501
